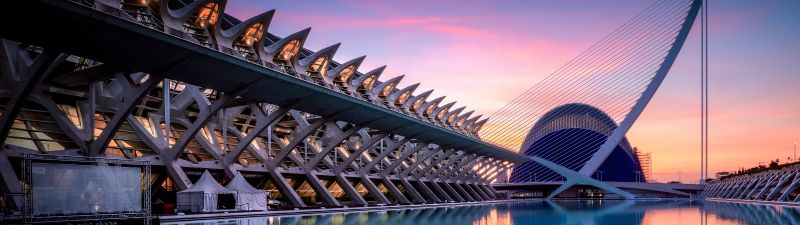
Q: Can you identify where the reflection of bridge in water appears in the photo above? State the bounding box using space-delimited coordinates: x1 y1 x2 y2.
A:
163 200 800 225
494 181 705 199
703 200 800 225
162 200 723 225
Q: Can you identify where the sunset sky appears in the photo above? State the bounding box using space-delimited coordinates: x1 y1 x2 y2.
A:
225 0 800 183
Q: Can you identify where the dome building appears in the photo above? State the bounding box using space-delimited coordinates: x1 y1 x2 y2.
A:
509 103 645 183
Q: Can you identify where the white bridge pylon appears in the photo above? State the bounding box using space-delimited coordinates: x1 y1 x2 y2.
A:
484 0 704 198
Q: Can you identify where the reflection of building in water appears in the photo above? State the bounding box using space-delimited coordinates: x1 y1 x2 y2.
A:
703 201 800 225
511 190 543 198
472 209 511 225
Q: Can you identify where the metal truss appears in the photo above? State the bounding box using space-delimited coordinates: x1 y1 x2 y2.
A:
20 154 152 224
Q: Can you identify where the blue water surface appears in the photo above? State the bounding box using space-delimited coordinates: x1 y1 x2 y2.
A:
162 200 799 225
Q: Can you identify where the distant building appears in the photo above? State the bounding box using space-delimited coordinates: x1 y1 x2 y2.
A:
634 147 653 182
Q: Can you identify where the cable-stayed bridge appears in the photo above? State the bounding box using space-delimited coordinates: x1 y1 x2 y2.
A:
483 0 705 198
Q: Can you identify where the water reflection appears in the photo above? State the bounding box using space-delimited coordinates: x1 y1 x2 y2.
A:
161 200 800 225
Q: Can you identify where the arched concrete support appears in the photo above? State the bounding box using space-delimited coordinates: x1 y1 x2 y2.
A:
304 171 341 207
741 177 766 199
438 181 464 202
442 157 489 202
459 183 482 201
451 158 492 183
333 132 390 205
296 123 363 207
779 173 800 201
357 173 391 204
449 182 474 202
222 104 292 177
468 183 491 200
402 146 440 177
764 173 792 200
415 150 456 180
479 184 496 199
360 136 412 204
91 74 163 156
0 50 66 149
397 178 428 203
400 146 451 202
269 112 328 165
382 143 428 203
265 168 306 208
163 86 252 191
430 153 470 180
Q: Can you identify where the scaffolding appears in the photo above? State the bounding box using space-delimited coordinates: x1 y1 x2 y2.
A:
634 147 653 182
21 154 151 225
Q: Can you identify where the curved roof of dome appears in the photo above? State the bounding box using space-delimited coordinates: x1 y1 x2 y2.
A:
533 103 618 131
520 103 638 161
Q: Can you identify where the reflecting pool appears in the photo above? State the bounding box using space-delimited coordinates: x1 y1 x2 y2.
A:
161 200 800 225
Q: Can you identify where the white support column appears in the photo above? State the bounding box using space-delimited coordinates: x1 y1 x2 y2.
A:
765 173 793 200
778 172 800 201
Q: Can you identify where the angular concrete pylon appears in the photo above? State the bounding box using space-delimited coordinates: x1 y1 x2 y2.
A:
471 118 489 133
463 115 482 134
159 0 227 29
325 55 366 89
403 89 433 113
388 83 419 108
418 96 444 118
159 0 228 46
370 75 404 103
349 65 385 96
262 27 312 64
451 110 474 128
430 101 455 122
295 43 341 79
215 10 275 54
443 106 465 124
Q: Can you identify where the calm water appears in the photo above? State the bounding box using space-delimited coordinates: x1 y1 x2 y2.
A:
162 200 800 225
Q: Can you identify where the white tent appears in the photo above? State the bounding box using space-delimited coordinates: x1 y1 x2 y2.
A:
176 171 235 213
225 174 269 211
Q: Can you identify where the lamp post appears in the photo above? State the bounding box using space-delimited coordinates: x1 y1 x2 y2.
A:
597 170 605 181
794 140 797 162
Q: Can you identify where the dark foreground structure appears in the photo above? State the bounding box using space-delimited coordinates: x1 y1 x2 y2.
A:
0 0 527 223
